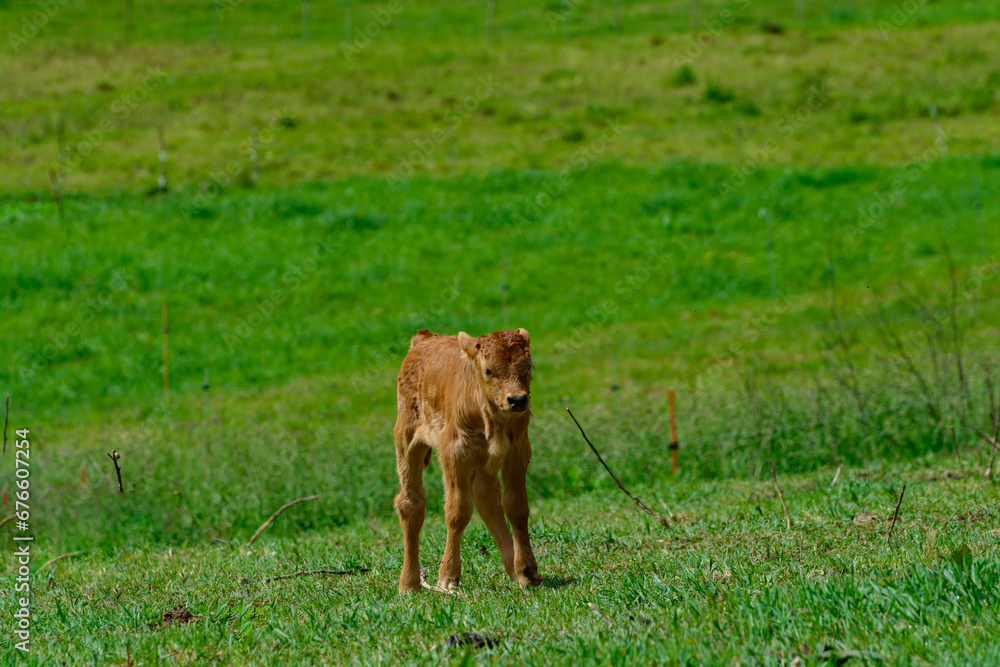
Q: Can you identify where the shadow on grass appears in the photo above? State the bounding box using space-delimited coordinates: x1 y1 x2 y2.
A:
541 574 577 590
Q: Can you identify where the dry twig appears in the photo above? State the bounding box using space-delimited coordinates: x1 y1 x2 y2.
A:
420 568 462 595
970 422 1000 477
248 495 320 546
0 514 17 530
769 461 791 530
268 568 368 581
885 484 906 544
587 602 613 627
37 551 84 573
107 450 123 492
566 408 670 529
970 423 1000 451
831 465 842 486
984 371 999 477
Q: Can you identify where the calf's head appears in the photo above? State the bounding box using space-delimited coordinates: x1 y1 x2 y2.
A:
458 328 533 413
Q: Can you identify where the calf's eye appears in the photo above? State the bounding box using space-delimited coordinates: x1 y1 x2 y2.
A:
485 369 492 376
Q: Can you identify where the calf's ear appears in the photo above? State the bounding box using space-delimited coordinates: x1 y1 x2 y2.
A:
458 331 480 359
516 328 530 345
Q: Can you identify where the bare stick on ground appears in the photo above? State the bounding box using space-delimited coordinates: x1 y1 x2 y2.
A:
420 567 462 595
587 602 613 627
970 423 1000 477
831 464 842 486
886 484 907 544
107 450 123 492
268 568 369 581
769 461 791 530
248 495 320 546
37 551 85 573
0 514 17 530
566 408 670 529
971 423 1000 450
987 441 998 479
2 395 8 455
983 370 1000 477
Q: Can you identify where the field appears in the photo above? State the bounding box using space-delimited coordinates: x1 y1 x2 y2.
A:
2 0 1000 664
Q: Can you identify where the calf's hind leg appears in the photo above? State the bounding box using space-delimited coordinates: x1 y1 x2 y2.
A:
395 434 431 593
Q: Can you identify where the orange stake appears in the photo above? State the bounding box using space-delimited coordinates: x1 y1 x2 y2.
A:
2 491 6 504
81 468 87 484
669 387 678 475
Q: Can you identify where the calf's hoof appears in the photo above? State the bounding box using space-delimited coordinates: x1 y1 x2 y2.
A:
517 568 543 588
399 576 423 593
438 577 460 591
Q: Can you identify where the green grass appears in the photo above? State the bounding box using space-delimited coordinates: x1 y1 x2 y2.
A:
3 2 1000 192
2 451 998 665
4 158 1000 426
3 1 1000 664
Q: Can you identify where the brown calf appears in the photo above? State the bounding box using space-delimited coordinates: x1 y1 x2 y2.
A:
393 328 542 592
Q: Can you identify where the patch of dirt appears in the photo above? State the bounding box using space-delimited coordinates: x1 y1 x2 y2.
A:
852 513 880 527
706 568 732 584
152 605 202 629
807 568 832 579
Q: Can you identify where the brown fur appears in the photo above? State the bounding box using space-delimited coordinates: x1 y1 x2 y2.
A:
393 328 542 592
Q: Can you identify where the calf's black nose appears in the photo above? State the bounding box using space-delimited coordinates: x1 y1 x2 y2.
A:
508 395 528 410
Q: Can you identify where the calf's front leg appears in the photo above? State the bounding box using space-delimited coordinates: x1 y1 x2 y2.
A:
438 457 474 590
473 472 516 579
502 448 542 588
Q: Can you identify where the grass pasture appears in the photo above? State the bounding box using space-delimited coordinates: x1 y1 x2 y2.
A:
2 0 1000 665
3 2 1000 192
11 455 1000 665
